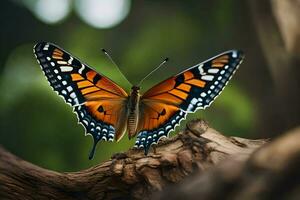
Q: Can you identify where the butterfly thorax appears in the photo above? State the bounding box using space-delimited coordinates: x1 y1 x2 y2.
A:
127 86 141 138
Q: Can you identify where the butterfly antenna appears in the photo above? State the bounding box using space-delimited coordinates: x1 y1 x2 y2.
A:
101 49 133 86
137 57 169 86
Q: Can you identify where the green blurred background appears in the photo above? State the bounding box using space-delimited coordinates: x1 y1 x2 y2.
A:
0 0 298 172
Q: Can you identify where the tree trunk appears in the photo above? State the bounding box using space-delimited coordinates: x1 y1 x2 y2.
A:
0 119 266 200
248 0 300 131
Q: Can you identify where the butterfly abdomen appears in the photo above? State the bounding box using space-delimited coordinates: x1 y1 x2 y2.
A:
127 86 140 138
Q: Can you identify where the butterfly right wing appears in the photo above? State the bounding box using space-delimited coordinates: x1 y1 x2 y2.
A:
135 50 244 154
34 42 129 159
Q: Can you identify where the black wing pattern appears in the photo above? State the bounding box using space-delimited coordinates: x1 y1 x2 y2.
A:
135 50 244 154
34 42 128 159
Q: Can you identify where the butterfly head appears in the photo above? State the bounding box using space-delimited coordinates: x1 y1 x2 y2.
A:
131 86 140 92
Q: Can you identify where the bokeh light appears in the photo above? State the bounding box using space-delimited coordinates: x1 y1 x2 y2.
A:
23 0 71 24
74 0 131 29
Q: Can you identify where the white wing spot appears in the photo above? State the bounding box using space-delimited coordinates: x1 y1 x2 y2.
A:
108 133 114 137
43 44 49 50
79 64 85 74
198 64 206 75
74 98 79 104
57 61 68 65
60 66 73 72
202 75 214 81
68 57 74 64
208 68 219 74
67 86 73 92
70 92 76 99
80 112 84 117
187 104 194 111
191 98 198 105
232 51 238 58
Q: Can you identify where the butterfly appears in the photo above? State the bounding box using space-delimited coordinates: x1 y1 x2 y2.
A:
34 42 244 159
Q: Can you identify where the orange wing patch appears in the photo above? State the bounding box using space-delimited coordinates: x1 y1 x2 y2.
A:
71 73 84 81
96 77 128 97
142 78 176 98
212 55 229 68
176 83 191 92
169 89 188 100
212 55 229 63
85 90 122 100
145 93 183 105
52 48 63 59
86 71 97 82
142 77 190 104
186 79 206 87
138 101 180 131
85 100 120 125
84 99 128 141
77 80 94 88
70 70 128 99
183 71 194 80
81 87 100 95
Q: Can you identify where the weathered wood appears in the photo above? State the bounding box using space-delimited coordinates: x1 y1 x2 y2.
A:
0 119 266 200
153 126 300 200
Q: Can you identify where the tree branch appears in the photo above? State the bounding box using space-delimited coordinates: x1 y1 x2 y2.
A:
0 119 267 200
153 126 300 200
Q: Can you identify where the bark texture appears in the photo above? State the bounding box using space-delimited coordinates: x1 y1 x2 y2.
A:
0 119 266 200
154 126 300 200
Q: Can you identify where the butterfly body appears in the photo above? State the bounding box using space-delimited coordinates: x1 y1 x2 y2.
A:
127 86 141 138
34 42 244 158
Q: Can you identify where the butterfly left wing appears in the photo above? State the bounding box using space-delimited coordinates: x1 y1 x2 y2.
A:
135 50 244 154
34 42 129 159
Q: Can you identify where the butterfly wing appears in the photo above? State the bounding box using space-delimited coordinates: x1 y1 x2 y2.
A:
34 42 129 159
136 50 244 154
